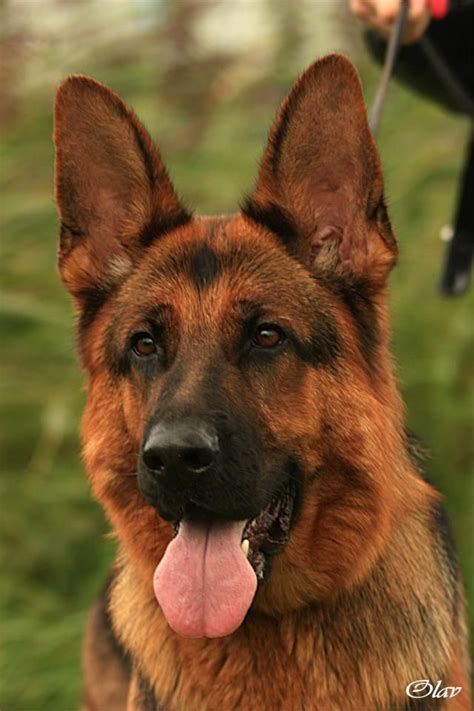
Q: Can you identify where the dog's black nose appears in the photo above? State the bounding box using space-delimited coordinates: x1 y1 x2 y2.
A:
142 421 218 477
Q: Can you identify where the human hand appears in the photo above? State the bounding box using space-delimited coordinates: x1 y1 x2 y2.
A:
349 0 431 44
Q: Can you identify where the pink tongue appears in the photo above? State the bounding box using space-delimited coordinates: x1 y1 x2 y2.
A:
153 519 257 638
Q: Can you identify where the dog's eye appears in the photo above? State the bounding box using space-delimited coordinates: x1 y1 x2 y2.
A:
131 332 157 357
252 324 286 349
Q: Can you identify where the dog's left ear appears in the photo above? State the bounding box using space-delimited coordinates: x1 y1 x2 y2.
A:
243 54 397 285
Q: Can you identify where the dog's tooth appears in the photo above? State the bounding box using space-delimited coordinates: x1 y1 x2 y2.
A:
241 539 250 558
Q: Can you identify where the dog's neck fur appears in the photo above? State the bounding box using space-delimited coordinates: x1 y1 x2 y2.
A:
110 503 463 711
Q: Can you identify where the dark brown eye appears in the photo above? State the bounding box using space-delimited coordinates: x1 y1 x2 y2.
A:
131 332 157 357
252 324 285 349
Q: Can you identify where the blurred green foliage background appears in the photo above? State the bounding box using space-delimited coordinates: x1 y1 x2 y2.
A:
1 1 472 709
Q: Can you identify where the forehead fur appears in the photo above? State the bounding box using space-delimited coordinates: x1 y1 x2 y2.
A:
119 214 324 314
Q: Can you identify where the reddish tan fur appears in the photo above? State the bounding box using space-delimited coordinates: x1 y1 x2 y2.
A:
81 590 129 711
54 56 471 710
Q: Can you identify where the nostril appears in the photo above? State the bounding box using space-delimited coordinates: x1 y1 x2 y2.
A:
183 446 214 473
142 448 166 474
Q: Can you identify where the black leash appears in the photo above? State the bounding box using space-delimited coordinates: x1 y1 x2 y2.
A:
369 0 474 295
369 0 410 135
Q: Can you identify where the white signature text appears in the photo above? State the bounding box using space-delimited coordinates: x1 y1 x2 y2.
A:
406 680 462 699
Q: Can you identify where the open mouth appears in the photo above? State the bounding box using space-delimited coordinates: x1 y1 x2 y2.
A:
153 480 297 639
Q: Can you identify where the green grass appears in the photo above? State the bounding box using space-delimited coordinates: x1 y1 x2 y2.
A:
1 15 473 710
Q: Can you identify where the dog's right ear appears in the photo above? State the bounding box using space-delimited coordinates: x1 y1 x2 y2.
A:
54 76 190 301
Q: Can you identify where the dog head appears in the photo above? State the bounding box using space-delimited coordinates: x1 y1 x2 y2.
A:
54 55 407 638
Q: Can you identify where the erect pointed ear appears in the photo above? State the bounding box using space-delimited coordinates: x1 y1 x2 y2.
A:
242 54 397 286
54 75 190 301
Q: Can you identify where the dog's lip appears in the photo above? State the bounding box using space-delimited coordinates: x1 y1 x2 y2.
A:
242 481 296 580
173 480 297 581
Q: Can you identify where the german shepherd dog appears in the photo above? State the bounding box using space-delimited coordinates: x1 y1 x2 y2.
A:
54 55 470 710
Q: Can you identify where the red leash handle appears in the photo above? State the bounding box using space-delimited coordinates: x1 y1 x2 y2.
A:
429 0 449 18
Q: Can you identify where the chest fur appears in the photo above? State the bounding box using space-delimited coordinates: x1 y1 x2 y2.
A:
114 573 453 711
